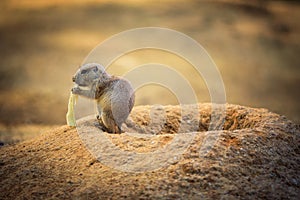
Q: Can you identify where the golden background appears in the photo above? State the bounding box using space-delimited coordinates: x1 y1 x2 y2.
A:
0 0 299 143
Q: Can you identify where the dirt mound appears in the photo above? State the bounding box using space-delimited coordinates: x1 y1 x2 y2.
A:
0 104 299 199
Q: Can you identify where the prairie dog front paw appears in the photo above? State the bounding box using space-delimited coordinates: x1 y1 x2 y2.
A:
71 86 81 94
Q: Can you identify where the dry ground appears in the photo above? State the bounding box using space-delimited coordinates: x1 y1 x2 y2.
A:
0 104 299 199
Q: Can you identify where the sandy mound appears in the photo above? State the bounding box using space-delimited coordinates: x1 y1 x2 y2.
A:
0 104 299 199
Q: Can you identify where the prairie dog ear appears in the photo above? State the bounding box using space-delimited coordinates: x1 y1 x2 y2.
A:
92 63 105 73
93 67 98 73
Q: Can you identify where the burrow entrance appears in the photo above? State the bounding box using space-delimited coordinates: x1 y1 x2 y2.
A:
124 103 274 135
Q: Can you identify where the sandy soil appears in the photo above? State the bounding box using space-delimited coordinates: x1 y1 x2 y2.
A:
1 103 299 199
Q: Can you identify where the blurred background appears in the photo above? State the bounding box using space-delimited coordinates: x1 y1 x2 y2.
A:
0 0 299 144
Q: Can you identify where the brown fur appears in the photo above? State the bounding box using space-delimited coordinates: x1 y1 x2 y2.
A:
72 63 135 133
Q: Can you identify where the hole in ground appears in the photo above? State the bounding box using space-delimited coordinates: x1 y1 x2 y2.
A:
125 104 267 134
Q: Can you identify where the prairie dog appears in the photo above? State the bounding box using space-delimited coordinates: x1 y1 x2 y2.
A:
72 63 135 133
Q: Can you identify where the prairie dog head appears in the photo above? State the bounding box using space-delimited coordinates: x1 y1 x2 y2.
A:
72 63 111 90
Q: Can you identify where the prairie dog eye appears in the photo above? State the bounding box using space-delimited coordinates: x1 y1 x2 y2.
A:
81 69 88 74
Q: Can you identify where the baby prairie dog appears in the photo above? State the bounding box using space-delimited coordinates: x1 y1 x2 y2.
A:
72 63 135 133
